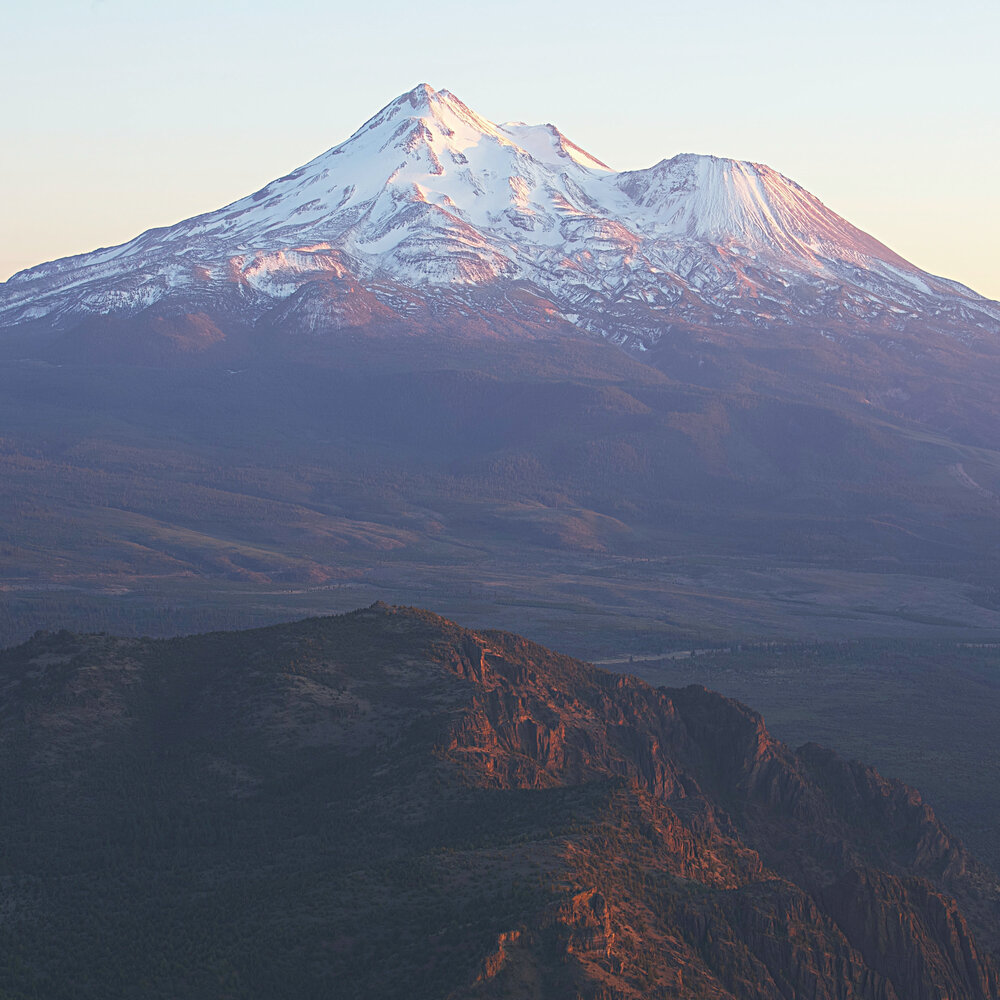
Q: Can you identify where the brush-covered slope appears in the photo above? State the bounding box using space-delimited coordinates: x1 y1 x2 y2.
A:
1 603 996 999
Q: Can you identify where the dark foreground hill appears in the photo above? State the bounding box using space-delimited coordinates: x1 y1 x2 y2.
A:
0 604 997 999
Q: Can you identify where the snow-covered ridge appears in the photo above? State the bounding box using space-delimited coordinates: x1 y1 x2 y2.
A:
1 83 997 343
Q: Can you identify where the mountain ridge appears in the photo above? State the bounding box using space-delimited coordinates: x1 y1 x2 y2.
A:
0 603 997 998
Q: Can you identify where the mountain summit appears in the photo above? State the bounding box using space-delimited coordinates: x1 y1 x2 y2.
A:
2 83 997 352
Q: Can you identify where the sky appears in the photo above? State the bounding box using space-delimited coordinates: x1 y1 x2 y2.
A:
3 0 998 298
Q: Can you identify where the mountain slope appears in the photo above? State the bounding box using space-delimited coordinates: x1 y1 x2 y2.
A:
0 604 997 999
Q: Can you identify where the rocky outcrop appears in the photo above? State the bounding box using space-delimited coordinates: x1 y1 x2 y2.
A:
0 604 995 1000
823 868 998 1000
434 619 1000 998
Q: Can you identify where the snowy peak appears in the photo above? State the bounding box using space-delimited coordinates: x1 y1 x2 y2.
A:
345 83 509 151
1 84 997 345
345 85 611 175
615 153 913 271
191 84 623 285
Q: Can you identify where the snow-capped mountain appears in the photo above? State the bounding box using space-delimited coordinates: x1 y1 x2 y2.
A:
2 83 998 351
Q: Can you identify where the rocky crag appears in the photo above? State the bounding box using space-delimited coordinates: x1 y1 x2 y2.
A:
0 603 996 998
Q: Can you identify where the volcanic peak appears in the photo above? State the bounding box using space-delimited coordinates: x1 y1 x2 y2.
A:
1 83 997 342
340 82 512 156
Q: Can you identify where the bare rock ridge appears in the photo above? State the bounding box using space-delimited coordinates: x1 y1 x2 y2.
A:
1 82 997 356
1 604 997 998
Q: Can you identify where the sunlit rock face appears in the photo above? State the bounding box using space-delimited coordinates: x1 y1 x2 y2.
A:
2 83 998 353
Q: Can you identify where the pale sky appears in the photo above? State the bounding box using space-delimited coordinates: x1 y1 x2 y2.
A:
3 0 998 298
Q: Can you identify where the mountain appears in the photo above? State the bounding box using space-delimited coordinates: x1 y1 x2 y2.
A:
1 85 1000 650
2 83 998 355
0 603 997 999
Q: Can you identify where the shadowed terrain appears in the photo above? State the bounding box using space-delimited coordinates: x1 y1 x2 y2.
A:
2 326 1000 653
626 638 1000 876
0 604 996 999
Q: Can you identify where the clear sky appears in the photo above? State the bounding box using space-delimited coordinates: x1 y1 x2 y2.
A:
3 0 998 298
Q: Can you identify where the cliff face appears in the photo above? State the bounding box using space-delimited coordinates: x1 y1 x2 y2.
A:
0 604 996 999
433 623 998 999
